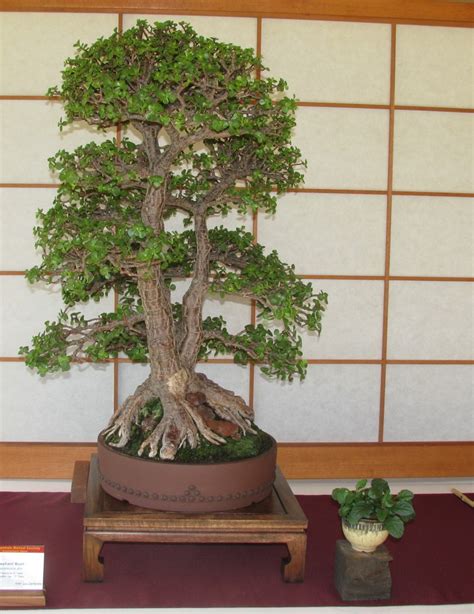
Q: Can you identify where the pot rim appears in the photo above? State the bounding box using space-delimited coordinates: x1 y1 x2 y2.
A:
342 517 386 529
98 430 277 467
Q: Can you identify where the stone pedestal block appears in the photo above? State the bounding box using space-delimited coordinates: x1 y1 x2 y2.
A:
334 539 392 601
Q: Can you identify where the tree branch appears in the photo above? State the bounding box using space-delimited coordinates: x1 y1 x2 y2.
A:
58 313 146 362
202 329 260 361
179 212 210 369
165 194 196 214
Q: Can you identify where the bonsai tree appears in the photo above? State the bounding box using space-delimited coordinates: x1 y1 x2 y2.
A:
332 479 416 538
21 20 328 461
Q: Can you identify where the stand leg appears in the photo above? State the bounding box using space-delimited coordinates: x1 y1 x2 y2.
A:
282 533 306 582
83 534 104 582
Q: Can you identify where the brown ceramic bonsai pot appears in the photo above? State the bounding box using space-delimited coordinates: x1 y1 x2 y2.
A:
97 432 277 512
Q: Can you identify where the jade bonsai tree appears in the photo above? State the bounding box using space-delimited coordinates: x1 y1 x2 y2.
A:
20 20 327 461
332 479 416 538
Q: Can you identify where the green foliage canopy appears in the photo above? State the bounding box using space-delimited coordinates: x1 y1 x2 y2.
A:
21 20 328 381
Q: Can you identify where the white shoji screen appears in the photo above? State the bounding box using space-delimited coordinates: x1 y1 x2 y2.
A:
0 12 472 455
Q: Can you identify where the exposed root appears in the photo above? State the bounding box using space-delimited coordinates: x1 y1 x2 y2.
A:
186 393 239 438
190 372 256 435
137 416 170 459
102 377 154 448
137 396 226 460
102 370 258 461
185 403 227 446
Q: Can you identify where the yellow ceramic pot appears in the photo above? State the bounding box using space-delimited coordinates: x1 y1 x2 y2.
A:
342 518 389 553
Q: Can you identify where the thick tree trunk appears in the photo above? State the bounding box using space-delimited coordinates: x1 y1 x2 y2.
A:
137 265 180 385
104 232 256 459
104 125 256 460
136 266 201 459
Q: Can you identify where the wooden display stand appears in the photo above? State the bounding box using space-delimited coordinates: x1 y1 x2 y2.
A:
0 590 46 608
76 456 307 583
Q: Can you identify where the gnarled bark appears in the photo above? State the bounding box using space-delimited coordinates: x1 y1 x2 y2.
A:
104 366 255 460
179 212 210 370
103 123 259 461
103 375 155 447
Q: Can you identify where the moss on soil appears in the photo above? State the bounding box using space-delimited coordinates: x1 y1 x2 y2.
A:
174 427 273 464
105 399 273 464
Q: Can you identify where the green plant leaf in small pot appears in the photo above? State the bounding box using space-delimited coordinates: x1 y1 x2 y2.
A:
332 478 415 547
392 499 416 520
384 515 405 539
370 477 389 498
355 478 368 491
346 501 374 526
332 487 350 505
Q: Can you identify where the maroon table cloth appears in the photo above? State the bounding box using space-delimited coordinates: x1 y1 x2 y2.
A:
1 491 473 608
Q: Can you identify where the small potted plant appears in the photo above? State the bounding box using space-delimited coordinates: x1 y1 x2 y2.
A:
332 479 415 553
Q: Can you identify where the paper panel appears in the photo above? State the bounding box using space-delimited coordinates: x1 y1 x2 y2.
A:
0 12 117 95
387 281 473 360
254 364 381 442
390 196 474 277
384 365 474 441
299 280 384 359
261 19 391 103
396 25 474 108
293 107 389 189
393 111 474 193
0 362 113 441
258 192 387 275
0 188 57 270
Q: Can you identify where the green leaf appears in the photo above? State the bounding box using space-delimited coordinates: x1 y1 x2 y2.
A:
148 175 164 188
376 508 389 523
339 505 351 518
355 479 368 491
382 491 394 508
332 488 349 505
210 118 229 132
57 355 71 371
371 478 390 497
384 515 405 539
346 501 374 525
392 500 416 518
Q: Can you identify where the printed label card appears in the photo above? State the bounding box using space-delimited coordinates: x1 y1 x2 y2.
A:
0 546 45 591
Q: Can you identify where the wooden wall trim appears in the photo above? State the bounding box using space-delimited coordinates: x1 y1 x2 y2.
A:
0 0 473 26
0 443 96 480
1 442 472 480
277 442 474 479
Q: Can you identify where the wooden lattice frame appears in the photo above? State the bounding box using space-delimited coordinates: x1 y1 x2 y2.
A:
0 0 472 478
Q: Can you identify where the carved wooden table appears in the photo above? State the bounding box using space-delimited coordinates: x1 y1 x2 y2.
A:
77 455 307 583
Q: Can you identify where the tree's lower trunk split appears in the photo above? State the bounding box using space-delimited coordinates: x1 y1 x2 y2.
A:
108 208 254 461
103 370 255 460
